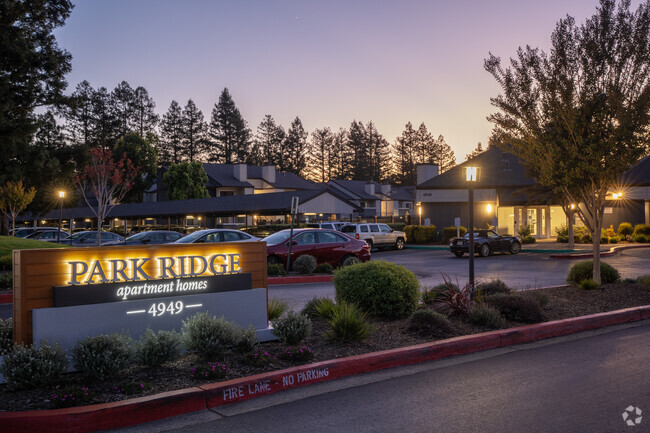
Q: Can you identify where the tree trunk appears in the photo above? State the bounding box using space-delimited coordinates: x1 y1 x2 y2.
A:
97 218 102 246
567 211 575 249
592 225 601 284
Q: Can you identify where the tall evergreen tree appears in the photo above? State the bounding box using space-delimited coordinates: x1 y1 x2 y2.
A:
131 86 159 137
308 127 334 182
111 81 135 138
415 123 436 164
159 101 184 165
366 122 391 182
91 87 120 150
433 134 456 173
348 121 373 180
466 142 484 161
394 122 418 185
254 115 285 167
208 88 252 164
181 99 206 162
64 80 95 147
330 128 354 180
284 117 309 176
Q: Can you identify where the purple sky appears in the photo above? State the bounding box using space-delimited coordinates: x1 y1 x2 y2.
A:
54 0 631 160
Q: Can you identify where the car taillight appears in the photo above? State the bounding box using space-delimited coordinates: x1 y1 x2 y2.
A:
362 244 370 250
355 234 359 239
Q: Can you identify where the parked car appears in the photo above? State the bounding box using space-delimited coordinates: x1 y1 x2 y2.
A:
449 230 521 257
264 228 371 268
59 231 125 246
306 222 348 231
11 227 59 238
340 223 407 250
173 229 260 244
104 230 185 246
25 229 70 242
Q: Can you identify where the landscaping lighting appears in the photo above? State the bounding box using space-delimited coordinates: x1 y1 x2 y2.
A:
57 191 66 244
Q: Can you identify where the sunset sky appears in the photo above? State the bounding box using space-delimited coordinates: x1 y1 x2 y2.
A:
53 0 634 160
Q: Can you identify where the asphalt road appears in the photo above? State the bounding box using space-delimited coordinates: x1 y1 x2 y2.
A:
123 322 650 433
270 247 650 312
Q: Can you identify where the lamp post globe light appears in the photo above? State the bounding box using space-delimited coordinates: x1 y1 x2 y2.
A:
465 167 479 292
57 191 65 244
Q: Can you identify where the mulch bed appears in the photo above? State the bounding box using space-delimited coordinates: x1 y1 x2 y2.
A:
1 282 649 412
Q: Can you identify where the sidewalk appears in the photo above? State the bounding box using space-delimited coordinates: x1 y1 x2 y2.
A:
407 239 637 255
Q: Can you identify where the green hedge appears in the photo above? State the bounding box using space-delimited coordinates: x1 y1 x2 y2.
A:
386 222 407 232
403 225 437 244
443 226 467 242
633 224 650 236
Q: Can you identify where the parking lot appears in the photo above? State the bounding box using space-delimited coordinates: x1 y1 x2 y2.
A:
270 246 650 311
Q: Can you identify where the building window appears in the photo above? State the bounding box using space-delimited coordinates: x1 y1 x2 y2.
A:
219 190 235 197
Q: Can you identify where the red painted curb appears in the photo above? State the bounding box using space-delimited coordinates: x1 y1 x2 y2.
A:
268 275 333 285
0 387 206 433
1 306 648 433
0 293 12 304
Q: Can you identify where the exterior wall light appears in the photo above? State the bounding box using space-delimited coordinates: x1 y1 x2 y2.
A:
486 204 492 213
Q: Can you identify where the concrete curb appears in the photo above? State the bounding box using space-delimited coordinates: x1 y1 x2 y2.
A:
549 244 650 259
268 275 333 285
1 305 649 433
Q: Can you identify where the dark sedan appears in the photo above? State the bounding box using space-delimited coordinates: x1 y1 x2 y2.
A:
59 231 125 246
450 230 521 257
264 228 371 268
103 230 184 246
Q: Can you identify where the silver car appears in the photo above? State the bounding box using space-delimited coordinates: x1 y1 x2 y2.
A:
340 223 407 250
173 229 260 244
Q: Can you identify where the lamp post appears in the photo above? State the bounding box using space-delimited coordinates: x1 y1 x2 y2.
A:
465 167 479 291
57 191 65 244
418 204 422 225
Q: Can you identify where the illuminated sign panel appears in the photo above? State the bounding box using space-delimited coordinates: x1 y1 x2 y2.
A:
465 166 479 182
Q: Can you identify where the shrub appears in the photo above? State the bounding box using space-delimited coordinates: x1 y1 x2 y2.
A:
408 309 454 338
443 226 467 242
313 263 334 274
268 298 289 321
522 235 536 244
521 290 550 309
0 318 12 355
0 255 12 271
468 304 505 329
51 385 93 408
566 261 620 284
293 254 317 274
191 362 228 380
413 226 437 244
475 279 511 296
326 301 371 343
278 345 313 362
387 222 407 231
341 255 360 267
267 263 287 276
580 279 599 290
72 334 133 381
300 297 336 319
0 272 12 290
403 225 416 243
114 381 153 396
244 350 276 367
618 222 633 237
182 312 246 359
433 279 473 317
485 294 544 323
633 234 647 243
334 260 419 319
0 341 68 389
135 329 182 368
235 325 258 354
609 236 618 244
271 311 312 345
636 275 650 289
621 277 637 284
517 224 532 238
555 224 569 243
600 235 609 244
605 225 617 237
633 224 650 236
420 287 441 305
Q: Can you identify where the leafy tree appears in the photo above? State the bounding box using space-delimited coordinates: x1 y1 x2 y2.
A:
308 127 334 182
284 117 309 175
254 115 285 167
0 0 73 183
159 101 184 165
131 86 159 137
111 81 135 138
466 142 484 161
485 0 650 283
0 181 37 235
113 133 157 203
208 88 252 164
162 162 209 200
181 99 206 162
73 148 138 245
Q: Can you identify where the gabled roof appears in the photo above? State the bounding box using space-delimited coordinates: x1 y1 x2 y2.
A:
328 180 380 200
391 186 415 201
246 166 319 189
201 164 254 188
417 146 535 189
621 155 650 185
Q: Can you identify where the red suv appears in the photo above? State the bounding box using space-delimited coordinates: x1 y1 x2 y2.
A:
264 229 371 268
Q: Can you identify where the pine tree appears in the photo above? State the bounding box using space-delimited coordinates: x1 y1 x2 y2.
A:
348 121 373 180
366 122 391 182
91 87 120 151
111 81 135 138
254 115 285 167
208 88 252 164
433 135 456 173
308 127 334 182
466 142 484 161
64 81 95 147
394 122 418 184
330 128 353 180
284 117 308 176
181 99 206 162
415 123 435 164
159 101 184 165
131 86 159 137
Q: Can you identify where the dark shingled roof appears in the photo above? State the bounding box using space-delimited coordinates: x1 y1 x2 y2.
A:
246 166 319 189
328 180 381 200
621 155 650 185
417 146 535 189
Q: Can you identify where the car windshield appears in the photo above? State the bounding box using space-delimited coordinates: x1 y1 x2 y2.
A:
126 232 150 241
174 231 207 243
263 230 292 245
341 225 356 233
69 232 88 239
